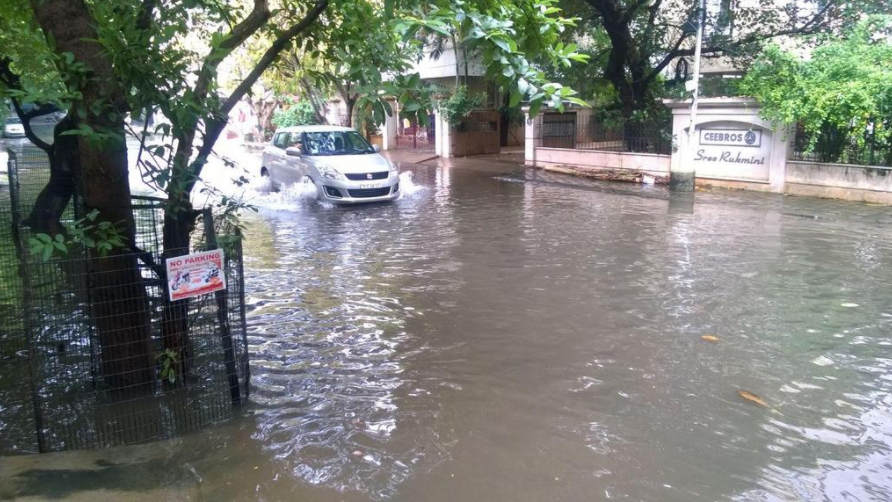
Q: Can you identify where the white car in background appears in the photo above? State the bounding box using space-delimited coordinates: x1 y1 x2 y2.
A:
261 126 400 204
2 116 25 138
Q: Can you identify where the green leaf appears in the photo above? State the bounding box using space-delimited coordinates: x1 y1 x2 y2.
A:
509 90 522 108
407 72 421 89
492 37 511 53
529 98 543 118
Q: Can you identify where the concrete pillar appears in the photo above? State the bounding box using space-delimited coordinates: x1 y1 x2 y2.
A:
437 109 453 159
767 125 792 193
434 108 443 157
670 117 696 191
382 99 398 151
523 106 536 167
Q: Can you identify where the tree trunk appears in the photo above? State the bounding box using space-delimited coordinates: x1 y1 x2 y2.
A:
345 98 356 128
30 0 154 391
584 0 657 114
161 195 199 380
301 79 330 125
450 34 461 88
257 99 279 139
499 93 510 147
25 116 79 237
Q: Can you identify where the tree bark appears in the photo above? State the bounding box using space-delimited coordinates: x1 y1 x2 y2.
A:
24 116 79 238
30 0 154 391
301 78 330 125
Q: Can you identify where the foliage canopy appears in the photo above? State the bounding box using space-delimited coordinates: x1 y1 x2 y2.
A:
739 17 892 157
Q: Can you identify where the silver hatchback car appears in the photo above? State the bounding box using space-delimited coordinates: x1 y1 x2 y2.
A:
261 126 400 204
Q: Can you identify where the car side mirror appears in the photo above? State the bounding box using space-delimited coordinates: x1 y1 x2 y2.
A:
285 147 302 157
372 145 381 153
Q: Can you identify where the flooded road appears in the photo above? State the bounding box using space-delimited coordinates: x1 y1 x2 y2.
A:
3 157 892 501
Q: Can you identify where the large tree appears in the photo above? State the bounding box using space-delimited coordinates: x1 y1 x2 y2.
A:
0 0 587 390
556 0 891 114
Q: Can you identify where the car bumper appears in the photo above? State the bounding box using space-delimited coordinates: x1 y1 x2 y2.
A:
318 174 401 204
2 129 25 138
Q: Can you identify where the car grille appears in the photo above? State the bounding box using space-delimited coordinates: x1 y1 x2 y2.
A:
345 172 389 181
348 187 392 198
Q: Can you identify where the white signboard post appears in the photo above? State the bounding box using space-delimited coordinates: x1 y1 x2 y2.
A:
166 249 226 301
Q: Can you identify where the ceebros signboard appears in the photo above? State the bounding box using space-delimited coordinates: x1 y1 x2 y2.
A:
166 249 226 301
699 129 761 148
693 126 772 182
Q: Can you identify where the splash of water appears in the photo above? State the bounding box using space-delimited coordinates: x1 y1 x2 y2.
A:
397 171 425 198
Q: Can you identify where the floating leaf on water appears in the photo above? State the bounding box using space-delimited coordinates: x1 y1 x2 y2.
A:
841 302 859 308
701 335 719 342
738 390 784 415
738 390 769 407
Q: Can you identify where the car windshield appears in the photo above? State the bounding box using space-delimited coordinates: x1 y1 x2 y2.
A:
302 131 375 156
5 117 21 124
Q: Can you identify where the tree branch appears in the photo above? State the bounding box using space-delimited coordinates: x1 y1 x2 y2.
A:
136 0 157 32
187 0 330 188
643 31 688 85
192 0 273 110
301 77 330 124
10 100 54 153
169 0 274 200
0 57 54 153
647 0 836 83
220 1 329 117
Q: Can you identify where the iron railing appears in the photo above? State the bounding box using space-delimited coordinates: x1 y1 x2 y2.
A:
537 113 672 155
792 123 892 167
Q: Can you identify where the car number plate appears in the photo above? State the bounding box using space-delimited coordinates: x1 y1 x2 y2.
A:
359 183 383 189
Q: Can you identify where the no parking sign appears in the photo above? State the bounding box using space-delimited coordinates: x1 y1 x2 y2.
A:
166 249 226 301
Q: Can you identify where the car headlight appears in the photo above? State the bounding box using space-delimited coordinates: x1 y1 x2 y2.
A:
388 162 399 175
317 164 344 180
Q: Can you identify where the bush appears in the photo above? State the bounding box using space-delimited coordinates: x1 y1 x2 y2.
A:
439 86 486 127
271 100 318 128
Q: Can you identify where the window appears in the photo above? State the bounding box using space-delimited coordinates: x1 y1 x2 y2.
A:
302 131 375 156
286 134 302 150
273 133 289 149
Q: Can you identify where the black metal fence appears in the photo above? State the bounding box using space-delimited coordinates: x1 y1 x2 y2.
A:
1 147 249 453
792 123 892 167
536 112 672 155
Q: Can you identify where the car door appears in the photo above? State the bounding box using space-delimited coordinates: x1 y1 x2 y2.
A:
266 132 289 184
279 133 307 185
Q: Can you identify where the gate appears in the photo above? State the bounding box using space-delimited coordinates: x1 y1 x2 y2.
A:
452 110 501 156
396 111 435 151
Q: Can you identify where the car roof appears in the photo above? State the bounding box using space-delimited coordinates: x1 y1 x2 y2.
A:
275 125 356 133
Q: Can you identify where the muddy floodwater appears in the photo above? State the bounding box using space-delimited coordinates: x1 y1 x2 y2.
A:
2 158 892 501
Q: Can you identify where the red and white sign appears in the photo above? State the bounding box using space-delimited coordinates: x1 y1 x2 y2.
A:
166 249 226 301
